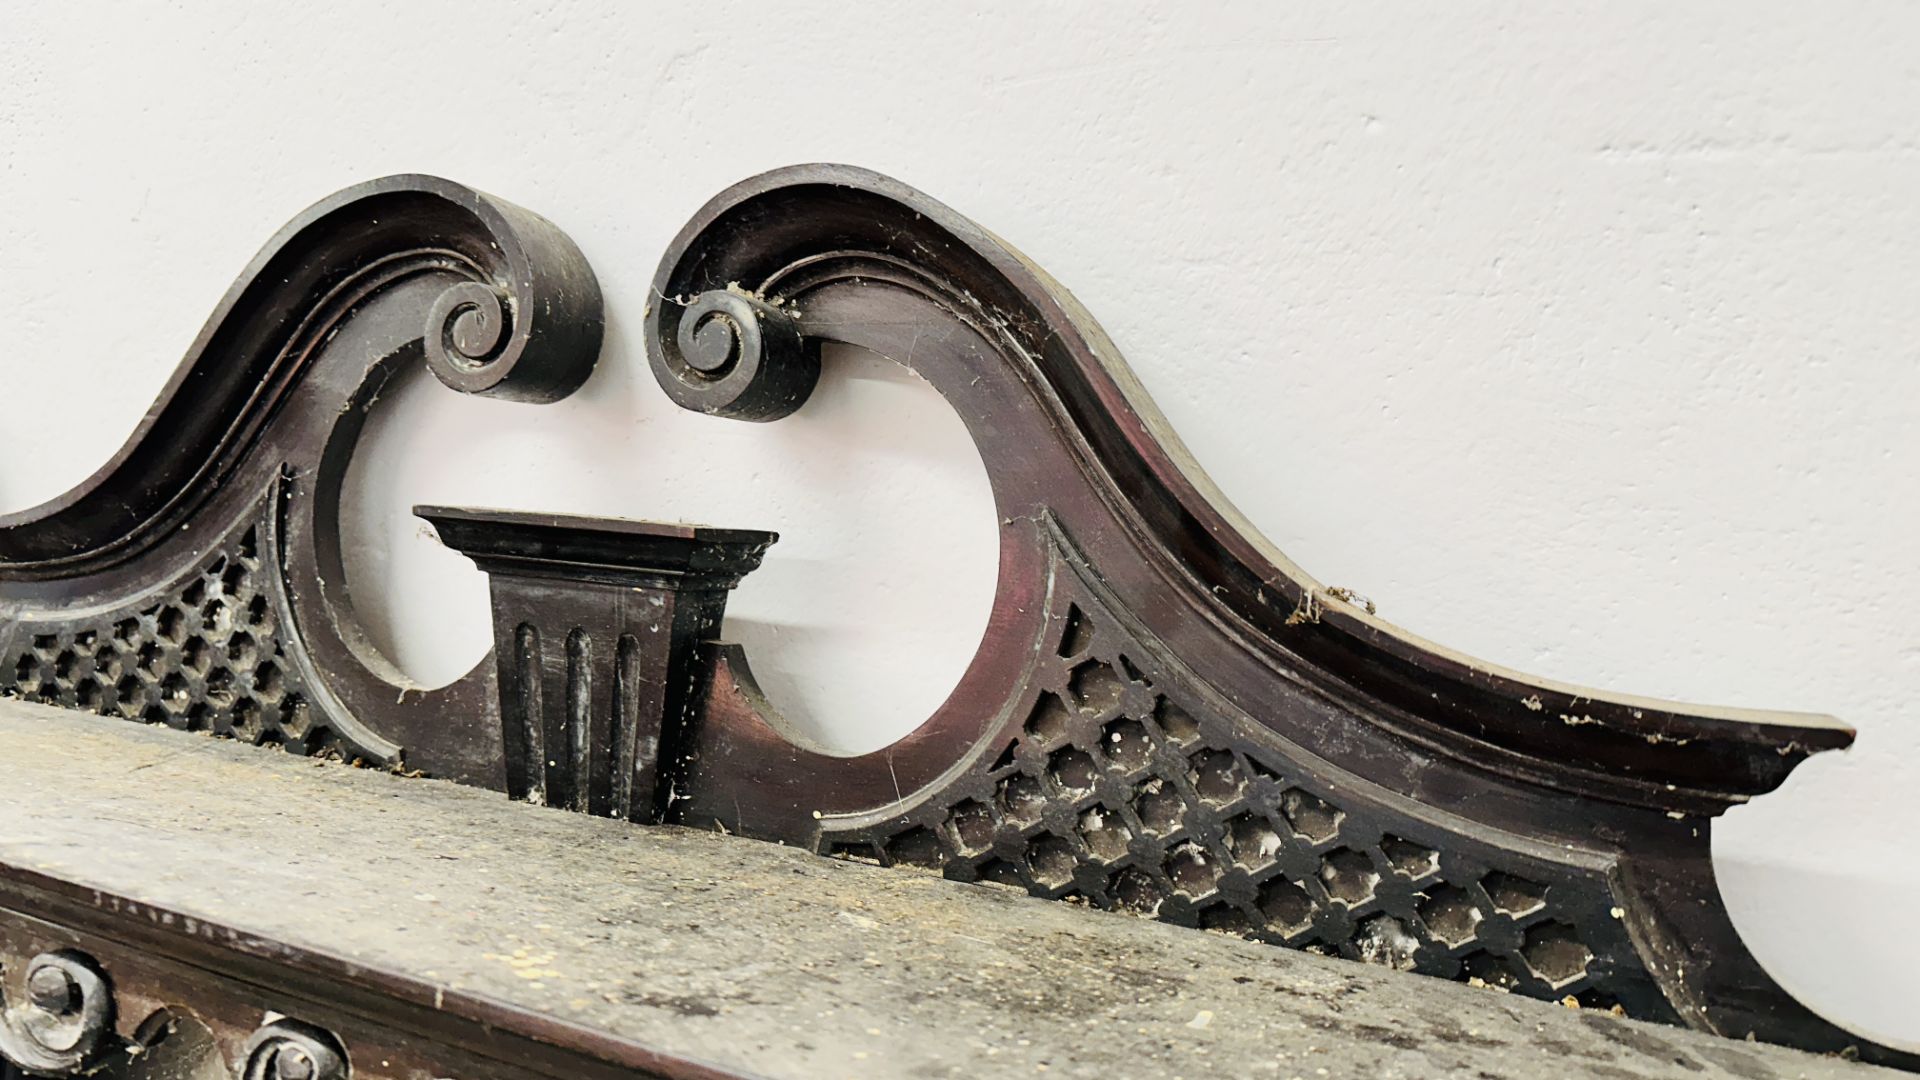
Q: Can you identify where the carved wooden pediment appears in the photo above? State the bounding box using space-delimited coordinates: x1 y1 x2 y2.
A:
0 168 1903 1075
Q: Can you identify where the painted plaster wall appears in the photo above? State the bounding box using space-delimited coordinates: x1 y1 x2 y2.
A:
1 2 1914 1047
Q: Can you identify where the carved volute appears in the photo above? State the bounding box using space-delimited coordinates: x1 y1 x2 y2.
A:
0 168 1902 1070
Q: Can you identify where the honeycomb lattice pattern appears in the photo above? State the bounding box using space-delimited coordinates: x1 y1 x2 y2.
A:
2 526 342 757
824 602 1642 1014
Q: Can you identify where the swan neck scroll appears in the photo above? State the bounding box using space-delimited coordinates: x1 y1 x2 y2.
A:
0 174 603 580
623 163 1902 1065
0 165 1897 1068
638 163 1851 812
0 175 603 784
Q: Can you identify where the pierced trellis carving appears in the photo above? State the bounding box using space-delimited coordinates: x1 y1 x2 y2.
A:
3 524 346 756
0 166 1906 1072
0 174 602 786
822 590 1661 1018
744 513 1673 1021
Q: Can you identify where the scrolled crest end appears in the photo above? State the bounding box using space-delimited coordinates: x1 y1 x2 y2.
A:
651 288 819 422
418 181 604 404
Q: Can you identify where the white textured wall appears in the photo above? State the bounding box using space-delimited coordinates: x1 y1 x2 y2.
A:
2 2 1914 1047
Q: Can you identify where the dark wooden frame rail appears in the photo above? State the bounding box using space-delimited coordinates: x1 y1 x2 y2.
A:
0 167 1905 1076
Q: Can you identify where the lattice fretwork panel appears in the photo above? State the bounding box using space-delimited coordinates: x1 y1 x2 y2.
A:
820 600 1667 1019
2 526 344 758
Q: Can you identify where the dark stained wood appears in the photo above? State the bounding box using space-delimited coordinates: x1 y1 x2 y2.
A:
633 166 1891 1064
418 507 775 822
0 168 1904 1073
0 174 604 789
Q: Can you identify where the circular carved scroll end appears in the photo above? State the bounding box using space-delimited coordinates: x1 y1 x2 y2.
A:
243 1019 349 1080
423 280 579 401
4 951 114 1073
652 290 820 422
418 183 604 405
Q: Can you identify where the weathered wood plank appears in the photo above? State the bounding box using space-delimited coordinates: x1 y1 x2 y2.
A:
0 699 1888 1080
